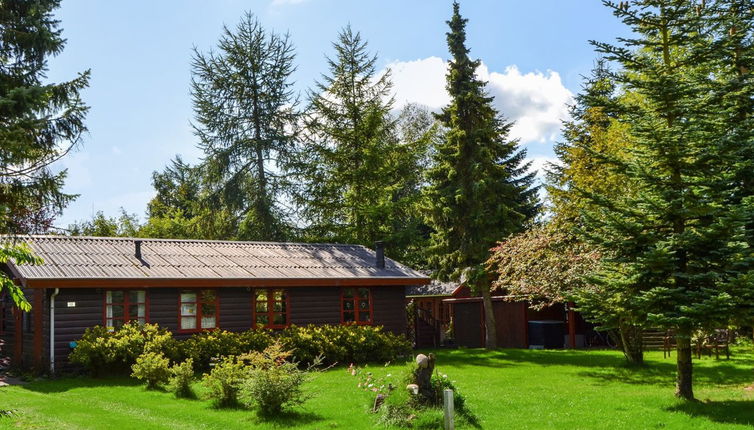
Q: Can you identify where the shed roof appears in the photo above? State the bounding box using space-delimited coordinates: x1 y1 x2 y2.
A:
406 280 462 297
5 236 429 288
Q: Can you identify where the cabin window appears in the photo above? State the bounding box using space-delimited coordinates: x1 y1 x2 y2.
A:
253 288 289 329
179 289 218 331
341 287 372 325
105 290 147 329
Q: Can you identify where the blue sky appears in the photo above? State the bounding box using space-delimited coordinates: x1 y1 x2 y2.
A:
47 0 628 227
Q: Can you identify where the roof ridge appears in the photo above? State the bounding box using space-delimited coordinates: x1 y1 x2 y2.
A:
13 234 373 249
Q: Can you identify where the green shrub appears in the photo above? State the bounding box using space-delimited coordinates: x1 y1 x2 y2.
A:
168 358 195 398
280 324 411 365
238 341 318 417
201 356 247 408
179 329 272 370
70 322 176 375
131 351 171 389
72 323 409 376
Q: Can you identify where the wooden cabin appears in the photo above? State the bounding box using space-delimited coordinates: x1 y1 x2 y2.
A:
0 236 429 373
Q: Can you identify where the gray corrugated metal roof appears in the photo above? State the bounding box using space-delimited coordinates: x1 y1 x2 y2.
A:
6 236 428 284
406 279 460 297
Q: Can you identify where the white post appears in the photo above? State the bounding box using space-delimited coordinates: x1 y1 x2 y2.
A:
443 388 455 430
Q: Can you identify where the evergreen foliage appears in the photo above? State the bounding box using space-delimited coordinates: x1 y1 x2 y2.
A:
191 12 298 241
423 2 538 346
0 0 88 309
577 0 754 400
294 27 431 262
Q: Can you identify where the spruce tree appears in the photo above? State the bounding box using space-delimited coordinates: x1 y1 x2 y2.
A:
424 2 538 348
704 0 754 328
192 12 297 241
580 0 752 400
295 27 427 260
0 0 89 309
546 61 647 363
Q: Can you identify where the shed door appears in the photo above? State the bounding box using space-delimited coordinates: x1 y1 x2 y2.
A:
453 302 483 348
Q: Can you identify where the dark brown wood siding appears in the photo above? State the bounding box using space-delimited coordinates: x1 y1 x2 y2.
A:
219 288 252 331
453 301 484 348
288 287 341 326
35 285 407 370
52 288 102 369
372 286 407 335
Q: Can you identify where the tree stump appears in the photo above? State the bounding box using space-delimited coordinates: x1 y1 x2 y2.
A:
413 353 436 404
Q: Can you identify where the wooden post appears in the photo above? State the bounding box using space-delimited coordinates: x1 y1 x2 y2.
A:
567 302 577 349
443 388 455 430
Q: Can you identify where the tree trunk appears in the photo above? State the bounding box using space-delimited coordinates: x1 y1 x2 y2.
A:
480 286 497 349
675 328 694 400
619 321 644 365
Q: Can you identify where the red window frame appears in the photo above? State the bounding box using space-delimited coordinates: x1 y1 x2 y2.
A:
252 288 290 329
340 287 373 325
178 289 219 333
103 290 148 329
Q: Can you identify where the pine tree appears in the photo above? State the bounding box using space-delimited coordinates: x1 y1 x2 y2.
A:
295 27 427 260
192 12 297 241
580 0 752 400
424 2 538 348
0 0 89 309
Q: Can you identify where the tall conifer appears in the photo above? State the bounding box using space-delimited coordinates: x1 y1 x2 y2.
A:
424 2 538 348
192 13 297 241
580 0 752 400
295 27 428 261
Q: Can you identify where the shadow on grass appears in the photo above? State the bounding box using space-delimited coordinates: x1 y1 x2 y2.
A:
18 376 141 394
667 400 754 427
252 410 324 427
427 347 754 388
428 348 628 369
579 361 754 387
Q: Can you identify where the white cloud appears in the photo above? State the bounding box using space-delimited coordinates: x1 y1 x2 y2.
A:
527 156 558 180
386 57 573 145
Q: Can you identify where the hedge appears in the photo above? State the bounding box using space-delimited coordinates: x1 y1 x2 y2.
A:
70 322 412 374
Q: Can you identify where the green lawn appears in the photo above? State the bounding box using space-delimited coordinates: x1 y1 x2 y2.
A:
0 348 752 429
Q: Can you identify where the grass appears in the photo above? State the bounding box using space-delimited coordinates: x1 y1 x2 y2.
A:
0 348 752 429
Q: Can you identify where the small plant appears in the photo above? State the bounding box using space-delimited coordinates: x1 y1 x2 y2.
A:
131 351 171 389
238 341 321 417
201 355 247 407
168 358 195 398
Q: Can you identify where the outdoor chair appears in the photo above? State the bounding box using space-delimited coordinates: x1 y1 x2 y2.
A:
694 329 730 360
662 330 675 359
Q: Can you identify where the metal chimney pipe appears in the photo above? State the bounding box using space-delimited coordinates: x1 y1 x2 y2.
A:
134 240 142 260
375 241 385 269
